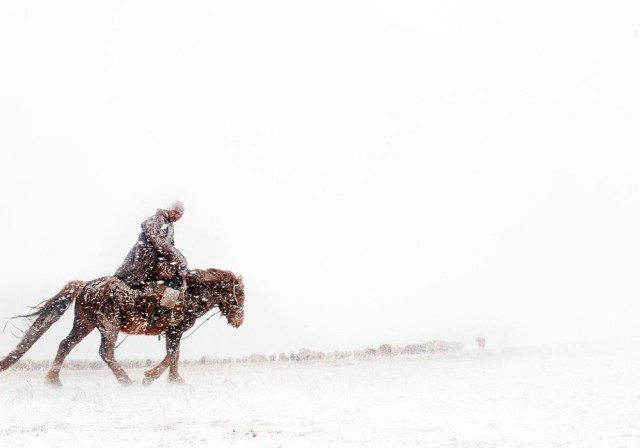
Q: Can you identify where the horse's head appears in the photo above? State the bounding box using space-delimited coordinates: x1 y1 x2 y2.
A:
189 269 244 328
222 274 244 328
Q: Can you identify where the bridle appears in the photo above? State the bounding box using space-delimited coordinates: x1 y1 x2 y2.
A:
181 275 243 340
228 277 244 313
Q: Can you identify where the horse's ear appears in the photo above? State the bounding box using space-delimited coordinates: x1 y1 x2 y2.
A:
238 275 243 281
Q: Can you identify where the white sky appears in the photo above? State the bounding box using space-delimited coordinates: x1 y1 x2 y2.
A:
1 1 640 361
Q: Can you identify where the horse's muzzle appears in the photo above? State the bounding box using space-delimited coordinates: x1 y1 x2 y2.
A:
228 314 244 328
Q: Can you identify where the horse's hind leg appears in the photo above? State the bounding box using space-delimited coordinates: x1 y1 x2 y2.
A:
98 326 132 385
45 317 95 387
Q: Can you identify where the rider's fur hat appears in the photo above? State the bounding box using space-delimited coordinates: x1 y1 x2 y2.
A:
166 200 185 215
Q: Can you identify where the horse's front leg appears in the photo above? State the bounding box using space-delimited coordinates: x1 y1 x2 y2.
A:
167 332 184 384
143 331 183 385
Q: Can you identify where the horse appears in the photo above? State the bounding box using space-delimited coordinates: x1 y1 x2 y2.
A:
475 337 486 350
0 268 244 386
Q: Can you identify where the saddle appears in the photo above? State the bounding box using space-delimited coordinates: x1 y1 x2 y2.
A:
147 282 186 329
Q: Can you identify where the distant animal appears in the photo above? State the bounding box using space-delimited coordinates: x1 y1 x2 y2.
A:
475 337 486 350
0 268 244 386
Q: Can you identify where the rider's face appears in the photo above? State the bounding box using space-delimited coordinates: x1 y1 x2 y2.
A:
167 210 182 222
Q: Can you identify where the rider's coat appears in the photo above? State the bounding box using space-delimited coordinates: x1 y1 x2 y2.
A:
115 209 187 286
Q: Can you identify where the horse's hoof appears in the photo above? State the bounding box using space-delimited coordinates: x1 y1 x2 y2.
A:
168 377 185 385
44 374 63 388
44 379 63 388
118 377 134 386
142 377 154 387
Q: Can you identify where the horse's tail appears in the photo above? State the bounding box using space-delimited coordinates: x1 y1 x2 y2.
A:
0 280 85 372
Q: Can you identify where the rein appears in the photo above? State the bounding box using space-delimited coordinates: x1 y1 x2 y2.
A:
115 334 129 349
181 308 221 339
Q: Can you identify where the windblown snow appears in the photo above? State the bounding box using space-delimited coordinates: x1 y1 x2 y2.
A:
1 338 639 447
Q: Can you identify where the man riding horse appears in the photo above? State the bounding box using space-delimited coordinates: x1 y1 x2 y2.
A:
0 199 245 386
115 200 188 315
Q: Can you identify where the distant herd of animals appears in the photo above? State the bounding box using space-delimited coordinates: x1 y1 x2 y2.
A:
230 338 482 363
4 333 488 376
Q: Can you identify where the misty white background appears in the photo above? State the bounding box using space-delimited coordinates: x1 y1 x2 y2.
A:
1 1 639 361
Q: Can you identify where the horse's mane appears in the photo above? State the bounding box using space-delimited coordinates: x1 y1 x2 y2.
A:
187 268 238 284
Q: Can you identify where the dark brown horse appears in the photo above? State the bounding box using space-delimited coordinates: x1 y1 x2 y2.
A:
0 268 244 386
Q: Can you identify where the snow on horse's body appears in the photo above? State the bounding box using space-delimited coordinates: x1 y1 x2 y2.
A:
0 268 244 386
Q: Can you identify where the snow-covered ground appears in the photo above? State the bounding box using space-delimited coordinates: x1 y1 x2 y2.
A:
1 338 639 447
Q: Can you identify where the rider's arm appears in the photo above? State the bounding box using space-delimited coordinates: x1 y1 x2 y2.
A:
143 213 188 271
